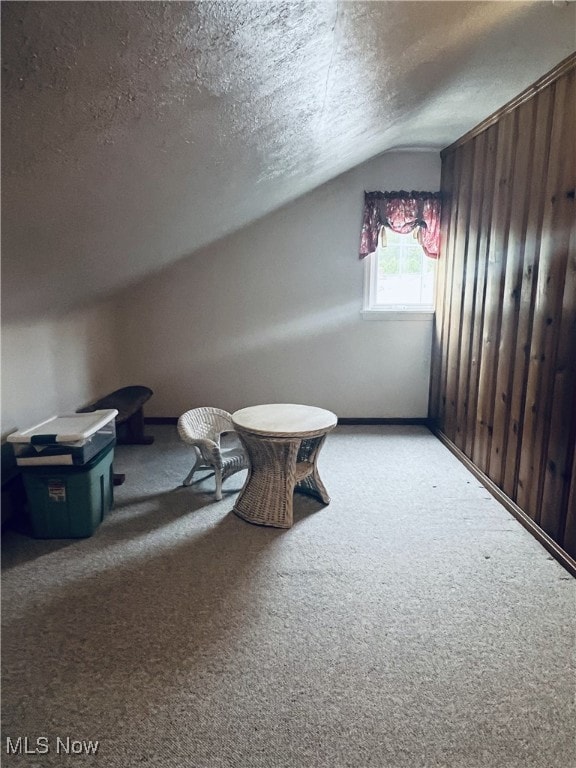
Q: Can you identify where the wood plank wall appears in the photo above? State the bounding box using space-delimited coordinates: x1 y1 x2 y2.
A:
430 54 576 565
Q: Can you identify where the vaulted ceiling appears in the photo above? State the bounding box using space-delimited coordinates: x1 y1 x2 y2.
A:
2 1 575 319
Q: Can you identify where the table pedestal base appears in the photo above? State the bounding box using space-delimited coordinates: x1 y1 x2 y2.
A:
233 433 331 528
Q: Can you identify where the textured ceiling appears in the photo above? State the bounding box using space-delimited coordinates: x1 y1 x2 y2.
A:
2 1 575 319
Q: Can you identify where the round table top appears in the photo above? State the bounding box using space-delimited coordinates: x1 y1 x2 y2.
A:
232 403 337 437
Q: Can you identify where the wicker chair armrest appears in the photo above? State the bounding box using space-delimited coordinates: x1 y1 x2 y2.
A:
188 438 222 468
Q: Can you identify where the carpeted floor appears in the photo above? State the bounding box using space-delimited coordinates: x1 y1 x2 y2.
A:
2 425 575 768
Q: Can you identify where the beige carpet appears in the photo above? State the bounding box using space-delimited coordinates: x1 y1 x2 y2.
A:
2 425 575 768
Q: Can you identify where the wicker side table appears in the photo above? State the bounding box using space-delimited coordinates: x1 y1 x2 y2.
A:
231 404 337 529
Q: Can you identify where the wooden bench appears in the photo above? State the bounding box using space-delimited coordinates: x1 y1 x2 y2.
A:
77 386 154 446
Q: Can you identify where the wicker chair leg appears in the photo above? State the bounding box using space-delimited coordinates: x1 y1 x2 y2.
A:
183 452 201 486
214 466 223 501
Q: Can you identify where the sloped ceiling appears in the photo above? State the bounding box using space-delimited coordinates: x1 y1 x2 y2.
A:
2 1 575 320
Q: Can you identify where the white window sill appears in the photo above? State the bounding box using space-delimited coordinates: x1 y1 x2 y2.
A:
361 309 435 321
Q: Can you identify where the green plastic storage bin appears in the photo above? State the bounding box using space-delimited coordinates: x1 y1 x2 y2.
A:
21 442 115 538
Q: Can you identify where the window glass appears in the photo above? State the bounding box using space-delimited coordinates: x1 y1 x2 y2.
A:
364 228 435 312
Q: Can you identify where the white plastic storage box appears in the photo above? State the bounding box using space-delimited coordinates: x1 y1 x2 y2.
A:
8 409 118 466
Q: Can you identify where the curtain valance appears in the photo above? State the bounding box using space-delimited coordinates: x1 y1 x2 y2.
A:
359 190 442 260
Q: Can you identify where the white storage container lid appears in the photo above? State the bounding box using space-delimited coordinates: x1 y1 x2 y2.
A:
7 409 118 444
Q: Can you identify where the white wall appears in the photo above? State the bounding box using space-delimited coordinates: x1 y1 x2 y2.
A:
114 151 441 418
1 299 122 437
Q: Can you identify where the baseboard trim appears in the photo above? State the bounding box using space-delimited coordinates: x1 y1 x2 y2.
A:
145 416 431 427
337 417 430 426
433 429 576 578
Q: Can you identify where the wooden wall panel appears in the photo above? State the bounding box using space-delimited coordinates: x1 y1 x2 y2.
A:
455 134 484 454
565 443 576 559
464 127 498 460
432 149 461 428
538 68 576 545
503 88 553 501
516 75 571 523
474 110 516 473
431 55 576 568
444 140 475 444
489 105 529 488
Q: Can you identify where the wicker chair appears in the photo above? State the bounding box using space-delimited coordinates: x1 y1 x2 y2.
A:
177 407 249 501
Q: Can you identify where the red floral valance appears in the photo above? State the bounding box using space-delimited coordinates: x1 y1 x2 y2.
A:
359 190 442 259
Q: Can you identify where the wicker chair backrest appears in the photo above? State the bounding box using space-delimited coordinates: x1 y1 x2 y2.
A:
177 407 234 446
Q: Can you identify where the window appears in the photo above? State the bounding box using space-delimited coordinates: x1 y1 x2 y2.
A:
363 229 436 316
358 190 441 318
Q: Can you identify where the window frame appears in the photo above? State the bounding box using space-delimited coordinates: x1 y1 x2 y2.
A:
361 229 436 320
